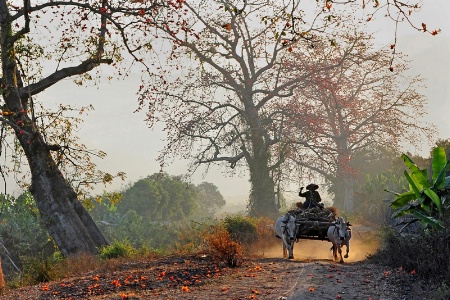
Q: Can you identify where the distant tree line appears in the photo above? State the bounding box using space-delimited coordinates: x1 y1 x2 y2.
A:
89 172 225 223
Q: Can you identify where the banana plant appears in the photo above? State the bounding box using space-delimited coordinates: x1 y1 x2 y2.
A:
389 147 450 230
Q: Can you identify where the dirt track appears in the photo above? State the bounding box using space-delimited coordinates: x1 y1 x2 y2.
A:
262 224 380 263
261 225 429 300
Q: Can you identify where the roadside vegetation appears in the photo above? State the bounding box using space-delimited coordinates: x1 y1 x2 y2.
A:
367 144 450 299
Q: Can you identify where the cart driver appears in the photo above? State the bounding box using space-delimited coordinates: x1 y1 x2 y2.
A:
299 183 323 209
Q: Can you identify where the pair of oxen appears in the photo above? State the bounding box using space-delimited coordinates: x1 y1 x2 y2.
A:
275 213 352 263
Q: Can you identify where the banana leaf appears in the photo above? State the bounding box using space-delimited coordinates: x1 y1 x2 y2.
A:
390 190 416 210
423 188 442 214
433 160 450 190
401 154 432 190
432 147 447 185
403 171 431 213
411 210 444 230
391 202 419 218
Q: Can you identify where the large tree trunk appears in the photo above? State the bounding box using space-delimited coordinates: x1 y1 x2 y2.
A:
332 182 344 209
244 97 279 217
333 173 355 213
334 137 355 212
248 160 278 217
21 116 108 256
1 4 108 256
246 130 278 217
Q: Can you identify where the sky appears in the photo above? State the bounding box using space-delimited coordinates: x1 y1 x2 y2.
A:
6 0 450 206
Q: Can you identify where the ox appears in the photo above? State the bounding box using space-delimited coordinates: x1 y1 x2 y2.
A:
327 216 352 263
275 213 298 259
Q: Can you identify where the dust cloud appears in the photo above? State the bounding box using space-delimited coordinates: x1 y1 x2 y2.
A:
256 225 381 262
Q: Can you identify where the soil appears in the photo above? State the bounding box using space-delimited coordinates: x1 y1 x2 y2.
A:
0 226 432 300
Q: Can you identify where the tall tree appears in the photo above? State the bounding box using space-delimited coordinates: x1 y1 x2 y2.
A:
117 173 198 221
139 0 369 216
0 0 178 255
195 182 226 217
285 31 434 211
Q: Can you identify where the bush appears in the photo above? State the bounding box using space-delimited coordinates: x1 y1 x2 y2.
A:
203 226 243 267
0 193 57 279
99 240 137 260
368 227 450 286
223 215 258 245
251 217 277 256
18 256 56 285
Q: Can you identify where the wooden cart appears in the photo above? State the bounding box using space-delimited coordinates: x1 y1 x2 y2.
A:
295 219 334 241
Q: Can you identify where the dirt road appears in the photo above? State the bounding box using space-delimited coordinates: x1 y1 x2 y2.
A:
261 225 429 300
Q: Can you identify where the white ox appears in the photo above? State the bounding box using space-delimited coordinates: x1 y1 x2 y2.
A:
275 213 297 259
327 216 352 263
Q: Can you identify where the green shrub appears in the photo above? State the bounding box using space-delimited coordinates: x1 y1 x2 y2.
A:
223 215 258 245
99 240 136 260
0 192 56 279
96 211 193 252
18 256 58 285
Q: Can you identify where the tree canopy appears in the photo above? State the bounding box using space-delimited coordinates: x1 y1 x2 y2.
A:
138 0 435 214
283 31 434 210
139 0 378 216
114 173 225 221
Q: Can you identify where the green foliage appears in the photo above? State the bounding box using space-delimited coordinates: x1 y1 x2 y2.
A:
95 210 214 254
99 240 137 260
116 173 198 221
355 173 408 224
223 215 258 245
86 192 123 217
19 256 56 285
89 175 225 253
98 216 176 251
389 147 450 229
433 139 450 176
0 192 56 277
193 182 226 218
330 146 404 210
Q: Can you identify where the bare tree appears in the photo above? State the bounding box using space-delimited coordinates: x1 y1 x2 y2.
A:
139 0 377 216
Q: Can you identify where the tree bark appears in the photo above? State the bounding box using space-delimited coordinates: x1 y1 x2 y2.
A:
19 115 108 256
334 136 355 212
246 113 278 216
248 158 278 217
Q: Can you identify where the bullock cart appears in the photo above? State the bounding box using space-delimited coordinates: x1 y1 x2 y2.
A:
275 207 351 261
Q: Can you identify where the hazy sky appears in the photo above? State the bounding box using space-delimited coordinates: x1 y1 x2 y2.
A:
8 1 450 206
